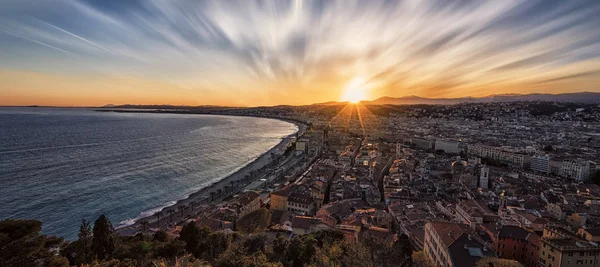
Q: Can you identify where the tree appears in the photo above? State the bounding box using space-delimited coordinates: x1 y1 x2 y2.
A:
476 257 523 267
215 244 282 267
153 230 169 242
412 251 435 267
272 233 289 258
91 215 116 260
179 222 200 254
242 234 268 254
190 201 197 216
391 234 413 267
313 229 345 248
206 232 233 261
155 212 161 228
0 219 68 267
152 254 209 267
154 239 187 259
302 236 318 263
310 240 372 267
168 209 175 224
286 237 305 267
180 205 186 219
236 209 270 233
76 218 93 265
178 223 211 258
140 220 149 232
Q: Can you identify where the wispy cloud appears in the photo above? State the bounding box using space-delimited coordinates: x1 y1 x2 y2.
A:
34 18 115 55
1 0 599 105
1 29 73 55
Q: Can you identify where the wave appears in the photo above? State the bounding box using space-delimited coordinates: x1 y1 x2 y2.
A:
117 200 177 228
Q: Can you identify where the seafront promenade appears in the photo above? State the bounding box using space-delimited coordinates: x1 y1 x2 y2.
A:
116 119 306 236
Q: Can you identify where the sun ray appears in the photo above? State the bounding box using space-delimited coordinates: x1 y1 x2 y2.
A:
341 77 368 103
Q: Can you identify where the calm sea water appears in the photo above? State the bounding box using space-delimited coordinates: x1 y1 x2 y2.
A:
0 108 296 239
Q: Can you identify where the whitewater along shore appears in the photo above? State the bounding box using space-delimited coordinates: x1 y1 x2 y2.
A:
114 114 306 236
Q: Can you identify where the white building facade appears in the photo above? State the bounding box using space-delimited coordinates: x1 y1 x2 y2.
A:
530 155 551 174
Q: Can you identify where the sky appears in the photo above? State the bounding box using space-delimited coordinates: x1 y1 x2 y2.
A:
1 0 600 106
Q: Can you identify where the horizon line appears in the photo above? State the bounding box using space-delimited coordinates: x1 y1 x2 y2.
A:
1 91 599 108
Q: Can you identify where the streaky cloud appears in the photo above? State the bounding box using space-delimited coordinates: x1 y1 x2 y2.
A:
0 0 599 105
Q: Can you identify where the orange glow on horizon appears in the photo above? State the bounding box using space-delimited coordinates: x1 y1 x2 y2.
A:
340 77 369 103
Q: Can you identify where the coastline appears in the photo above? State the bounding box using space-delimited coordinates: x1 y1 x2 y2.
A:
115 112 306 236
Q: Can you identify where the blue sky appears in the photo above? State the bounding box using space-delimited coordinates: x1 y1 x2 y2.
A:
1 0 600 106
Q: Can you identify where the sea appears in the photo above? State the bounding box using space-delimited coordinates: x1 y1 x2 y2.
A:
0 107 297 240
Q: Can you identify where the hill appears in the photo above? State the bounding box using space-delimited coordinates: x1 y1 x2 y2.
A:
362 92 600 105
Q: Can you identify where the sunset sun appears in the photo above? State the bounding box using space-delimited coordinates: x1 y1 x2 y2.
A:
341 77 368 103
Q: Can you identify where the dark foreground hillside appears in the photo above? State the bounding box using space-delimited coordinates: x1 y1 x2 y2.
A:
0 216 520 267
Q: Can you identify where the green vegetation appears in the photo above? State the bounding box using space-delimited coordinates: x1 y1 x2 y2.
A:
475 257 523 267
0 220 68 267
0 216 414 267
236 208 271 233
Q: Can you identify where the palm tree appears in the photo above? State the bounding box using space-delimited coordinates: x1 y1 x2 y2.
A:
140 220 149 232
168 209 174 224
189 201 196 216
179 205 185 219
154 212 161 228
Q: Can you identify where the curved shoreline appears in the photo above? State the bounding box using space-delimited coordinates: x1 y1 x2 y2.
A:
114 113 306 236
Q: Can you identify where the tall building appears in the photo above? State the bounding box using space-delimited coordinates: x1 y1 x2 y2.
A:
479 165 489 189
560 159 596 181
531 155 551 174
435 140 462 154
467 144 531 169
410 137 435 150
424 221 496 267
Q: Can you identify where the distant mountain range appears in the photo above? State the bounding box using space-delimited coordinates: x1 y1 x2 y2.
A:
358 92 600 105
98 92 600 109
